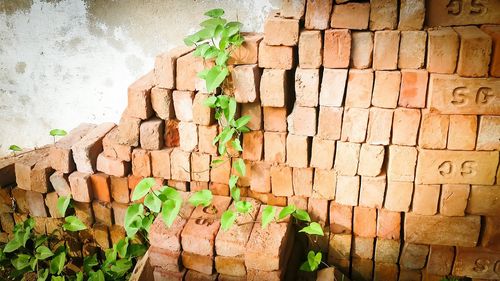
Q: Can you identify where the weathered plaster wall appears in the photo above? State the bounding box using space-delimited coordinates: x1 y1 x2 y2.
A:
0 0 278 156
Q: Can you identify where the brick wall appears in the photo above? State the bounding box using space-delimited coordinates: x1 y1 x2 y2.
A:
0 0 499 280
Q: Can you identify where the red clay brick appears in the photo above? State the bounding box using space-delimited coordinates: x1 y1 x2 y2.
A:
154 46 193 89
310 138 335 170
418 113 449 149
319 69 347 106
298 30 322 69
264 13 299 46
295 68 320 107
170 148 190 182
131 149 151 177
49 171 71 197
50 123 96 173
110 176 129 204
241 102 262 131
68 172 93 203
373 31 400 70
376 209 400 240
304 0 333 30
280 0 305 19
258 43 294 70
286 134 310 168
172 90 194 122
354 207 377 238
287 106 316 136
242 131 263 161
358 144 384 177
232 64 261 103
454 26 492 78
481 25 500 77
271 165 293 196
176 52 206 92
398 69 428 109
323 29 351 68
264 132 286 163
341 108 368 143
330 3 370 30
350 31 374 69
440 184 469 217
190 152 210 182
398 0 425 30
317 106 342 141
72 122 115 173
359 174 386 209
372 71 401 109
335 175 360 206
345 69 374 108
198 125 218 155
369 0 397 30
447 115 477 150
90 173 111 202
102 127 131 162
334 141 360 176
229 32 263 65
96 153 129 177
399 31 426 69
150 87 174 119
292 167 313 197
366 107 393 145
477 116 500 150
384 181 413 212
150 149 172 179
117 116 140 147
312 169 336 200
391 108 421 146
178 121 198 152
427 27 459 74
127 71 154 119
427 245 454 276
193 93 215 126
250 161 271 193
400 243 429 270
387 145 417 182
164 119 180 147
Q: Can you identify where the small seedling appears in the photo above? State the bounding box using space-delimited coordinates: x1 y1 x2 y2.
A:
8 144 22 156
49 129 67 144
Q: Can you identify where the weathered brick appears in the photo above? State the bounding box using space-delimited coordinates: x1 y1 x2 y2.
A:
412 184 440 216
198 125 217 155
150 148 172 179
426 0 500 27
329 202 352 234
102 127 131 162
263 13 299 46
482 216 500 251
45 192 62 218
242 131 263 161
447 115 477 150
398 69 428 109
466 185 500 216
176 52 206 92
271 165 293 197
398 31 426 69
72 122 115 173
387 145 417 182
14 153 52 193
117 116 140 147
232 64 261 103
481 25 500 77
427 245 454 276
384 181 413 212
312 169 336 200
340 107 369 143
352 236 374 259
298 30 322 68
280 0 305 19
330 2 370 30
96 153 129 177
154 46 193 89
50 123 96 173
229 33 263 65
190 152 210 182
454 26 492 78
375 238 400 263
335 175 360 206
399 269 422 281
452 247 500 280
178 121 197 152
131 149 151 177
192 93 215 126
427 28 459 74
12 187 29 214
358 144 384 177
165 119 180 147
304 0 333 30
249 161 271 193
439 184 469 217
127 71 154 119
295 68 320 107
404 214 481 247
323 29 351 68
415 150 498 185
90 173 111 202
319 69 347 107
262 107 286 133
292 167 313 197
181 252 213 275
26 191 47 217
170 149 190 182
366 107 393 145
287 105 316 136
392 108 420 146
68 172 92 203
172 90 194 122
310 138 335 170
373 31 400 70
92 201 112 226
345 69 373 108
258 43 294 70
110 176 129 204
350 31 374 69
351 258 373 281
241 102 262 130
477 116 500 150
328 234 351 265
400 243 429 270
377 209 400 240
374 262 399 281
398 0 425 30
264 132 286 163
372 71 401 109
334 141 360 176
111 202 127 226
48 172 70 197
353 207 377 238
317 106 343 140
359 174 386 209
215 256 246 277
150 87 174 120
369 0 397 30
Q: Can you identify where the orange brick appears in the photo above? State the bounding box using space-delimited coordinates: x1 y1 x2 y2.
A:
304 0 333 30
271 165 293 196
172 90 194 122
427 27 459 74
334 141 360 176
175 52 205 92
481 216 500 251
288 195 308 210
373 31 400 71
345 69 373 108
178 121 197 152
280 0 305 19
412 184 440 215
263 107 287 132
49 172 71 197
190 152 210 182
263 13 299 46
51 123 96 173
387 145 417 182
150 87 174 119
264 132 286 163
72 122 115 174
242 131 263 161
376 209 400 240
232 64 261 103
398 31 426 69
298 30 322 69
374 262 399 281
287 105 316 136
319 69 347 106
400 243 429 270
440 184 470 217
312 169 336 200
192 93 215 126
241 102 262 130
372 71 401 109
110 176 129 204
229 32 263 65
92 201 112 226
359 174 386 209
250 162 271 193
330 2 370 30
209 182 229 196
354 207 377 238
335 175 360 206
330 202 353 234
352 237 374 260
154 46 192 89
260 69 289 107
150 149 172 179
96 153 129 178
398 69 428 108
310 138 335 169
45 192 62 218
102 127 131 162
112 202 127 226
90 173 111 202
164 119 179 147
392 108 421 146
481 25 500 77
292 167 313 197
126 71 154 119
398 0 425 30
369 0 397 30
258 43 294 70
358 144 384 177
447 115 477 150
384 181 413 212
341 107 369 143
427 245 455 276
323 29 351 68
350 31 374 69
295 68 320 107
466 185 500 216
139 118 164 150
210 156 230 184
68 172 93 203
454 26 492 78
366 107 393 145
286 134 310 168
477 116 500 150
168 180 188 192
198 125 217 155
317 106 343 140
131 149 151 177
418 113 449 149
170 148 190 182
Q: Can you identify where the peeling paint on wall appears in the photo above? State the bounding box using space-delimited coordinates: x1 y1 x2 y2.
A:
0 0 278 156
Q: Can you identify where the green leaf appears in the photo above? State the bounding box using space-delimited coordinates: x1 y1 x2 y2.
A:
144 193 161 213
225 21 243 31
204 8 224 18
229 175 238 189
12 254 31 270
200 17 226 28
235 201 252 214
161 199 181 228
299 222 324 236
278 205 296 220
50 252 66 275
116 238 129 258
204 46 220 59
63 216 86 232
205 65 229 92
57 196 71 217
293 209 311 222
37 268 49 281
233 159 246 176
132 177 156 201
221 210 237 231
158 186 182 202
9 145 22 151
110 259 133 277
235 115 251 129
220 128 235 146
88 270 105 281
261 206 276 229
215 50 230 66
35 235 48 248
124 203 144 237
231 138 242 152
3 238 22 253
83 254 99 273
127 243 148 258
211 159 224 166
230 186 240 202
51 276 65 281
49 129 67 137
217 95 230 109
203 95 217 108
75 272 83 281
302 251 322 272
184 33 200 46
35 245 54 260
227 98 237 123
142 214 154 233
195 28 213 41
238 125 250 133
299 260 313 272
188 190 213 207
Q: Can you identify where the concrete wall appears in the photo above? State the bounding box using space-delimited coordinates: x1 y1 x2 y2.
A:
0 0 278 156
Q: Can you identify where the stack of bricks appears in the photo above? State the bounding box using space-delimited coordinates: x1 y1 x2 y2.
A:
0 0 499 280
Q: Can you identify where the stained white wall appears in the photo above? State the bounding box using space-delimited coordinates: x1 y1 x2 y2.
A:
0 0 278 156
